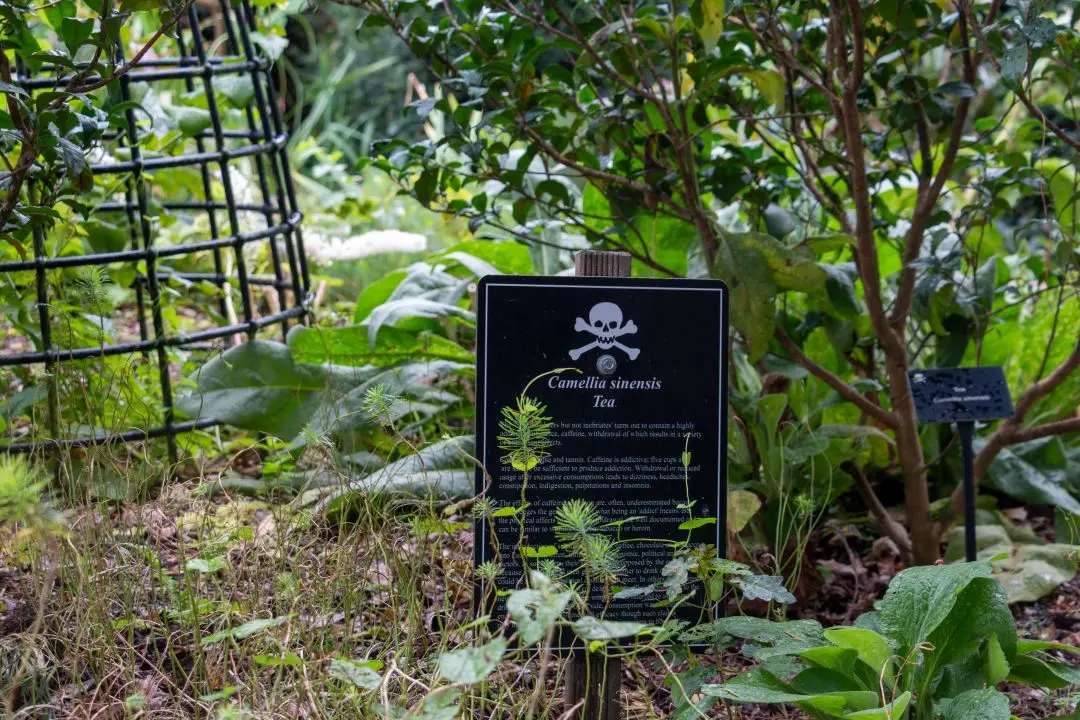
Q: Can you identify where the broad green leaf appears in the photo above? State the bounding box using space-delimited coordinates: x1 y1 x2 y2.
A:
329 658 382 690
798 646 859 676
938 688 1010 720
216 75 255 108
305 435 474 509
506 587 572 646
436 240 534 275
842 691 910 719
1016 639 1080 657
943 510 1079 602
1000 44 1028 82
981 442 1080 516
438 637 508 684
177 341 374 440
366 298 475 347
165 105 213 138
60 16 93 52
186 556 227 573
253 652 303 666
354 270 406 323
876 560 994 652
731 574 796 604
82 218 129 254
572 617 656 640
287 325 473 367
682 616 823 656
984 633 1010 685
823 627 895 684
924 577 1015 669
1008 653 1080 689
702 668 877 715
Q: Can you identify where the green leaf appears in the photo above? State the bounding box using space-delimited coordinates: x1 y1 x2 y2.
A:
506 587 572 646
287 325 473 367
984 633 1010 685
216 74 255 108
944 510 1079 603
876 560 994 652
938 81 976 98
571 617 656 641
1008 654 1080 689
823 627 895 683
438 637 508 684
366 298 475 347
980 442 1080 515
678 517 716 530
436 241 534 275
414 167 438 207
200 616 288 646
177 340 373 440
523 545 558 558
1000 45 1028 82
329 658 382 690
82 218 129 254
938 688 1010 720
305 435 474 510
682 616 824 655
253 653 302 666
693 0 725 52
0 81 28 97
60 16 93 53
747 71 785 108
842 691 910 719
166 105 213 137
702 668 878 715
186 556 227 573
731 574 796 604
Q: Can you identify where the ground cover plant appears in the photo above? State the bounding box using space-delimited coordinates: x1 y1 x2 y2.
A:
1 0 1079 718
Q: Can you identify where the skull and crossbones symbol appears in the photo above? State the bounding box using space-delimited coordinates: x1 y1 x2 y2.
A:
569 302 640 361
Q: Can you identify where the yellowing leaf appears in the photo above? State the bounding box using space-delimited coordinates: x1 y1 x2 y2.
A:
695 0 725 52
747 70 785 108
727 490 761 533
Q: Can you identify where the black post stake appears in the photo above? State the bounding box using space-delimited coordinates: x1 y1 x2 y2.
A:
564 249 628 720
958 421 977 562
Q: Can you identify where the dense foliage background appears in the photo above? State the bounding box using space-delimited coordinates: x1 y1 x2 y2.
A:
0 0 1077 717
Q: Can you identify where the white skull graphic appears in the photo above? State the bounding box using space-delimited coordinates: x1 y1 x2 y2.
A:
570 301 640 361
589 302 623 348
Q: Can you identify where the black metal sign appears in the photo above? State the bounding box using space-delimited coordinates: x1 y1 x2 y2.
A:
475 276 728 631
907 367 1014 423
907 365 1014 562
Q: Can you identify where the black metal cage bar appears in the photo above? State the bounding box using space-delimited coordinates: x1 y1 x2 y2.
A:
0 0 308 461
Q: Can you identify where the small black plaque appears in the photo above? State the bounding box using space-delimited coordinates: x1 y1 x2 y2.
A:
907 367 1014 423
475 276 728 633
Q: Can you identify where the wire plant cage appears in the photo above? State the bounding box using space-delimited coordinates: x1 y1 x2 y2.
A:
0 0 309 463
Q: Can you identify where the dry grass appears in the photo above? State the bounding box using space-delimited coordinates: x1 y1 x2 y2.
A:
0 445 695 719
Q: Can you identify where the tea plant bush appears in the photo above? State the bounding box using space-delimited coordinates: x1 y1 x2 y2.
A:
348 0 1080 567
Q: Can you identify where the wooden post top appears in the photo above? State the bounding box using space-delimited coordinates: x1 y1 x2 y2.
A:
574 250 631 278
